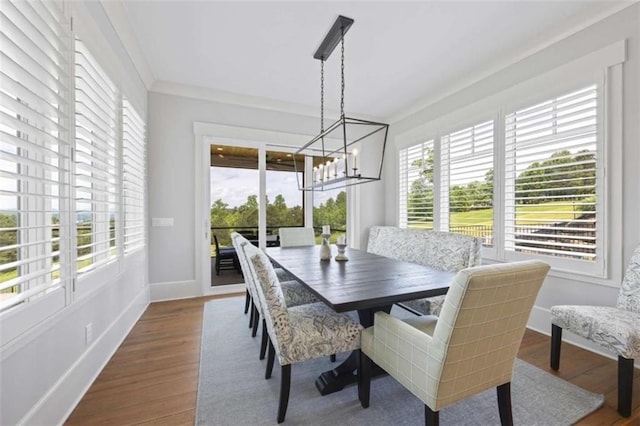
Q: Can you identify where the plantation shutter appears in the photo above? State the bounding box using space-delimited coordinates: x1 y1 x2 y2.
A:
504 85 598 262
74 39 119 274
440 120 494 245
0 0 71 312
399 140 434 229
122 99 146 253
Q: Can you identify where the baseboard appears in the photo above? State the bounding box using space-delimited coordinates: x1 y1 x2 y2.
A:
20 287 149 425
528 305 639 368
149 279 201 302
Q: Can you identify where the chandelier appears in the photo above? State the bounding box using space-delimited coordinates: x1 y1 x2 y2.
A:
295 15 389 191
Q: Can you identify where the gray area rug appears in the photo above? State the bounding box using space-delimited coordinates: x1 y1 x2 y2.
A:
196 297 604 425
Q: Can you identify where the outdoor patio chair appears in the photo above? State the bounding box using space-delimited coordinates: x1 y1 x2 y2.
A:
213 234 239 275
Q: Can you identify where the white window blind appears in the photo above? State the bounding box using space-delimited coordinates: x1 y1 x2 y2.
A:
74 39 119 274
122 99 146 253
0 0 71 312
440 121 494 245
399 140 434 228
504 85 598 262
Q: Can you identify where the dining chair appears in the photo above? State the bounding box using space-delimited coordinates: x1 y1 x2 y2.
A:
247 245 362 423
213 234 239 275
359 260 550 425
279 227 316 247
366 226 482 316
232 233 317 348
550 243 640 417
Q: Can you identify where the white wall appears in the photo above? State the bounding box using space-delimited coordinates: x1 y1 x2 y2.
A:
384 5 640 356
147 93 387 299
0 2 150 425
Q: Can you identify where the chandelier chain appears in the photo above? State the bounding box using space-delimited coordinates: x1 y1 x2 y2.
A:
320 59 324 134
340 27 345 118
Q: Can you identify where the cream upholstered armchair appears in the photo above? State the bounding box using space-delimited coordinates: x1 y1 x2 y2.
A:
551 243 640 417
247 245 362 423
278 226 316 247
359 261 550 425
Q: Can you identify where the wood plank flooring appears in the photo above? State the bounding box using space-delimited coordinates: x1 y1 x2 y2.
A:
65 295 639 425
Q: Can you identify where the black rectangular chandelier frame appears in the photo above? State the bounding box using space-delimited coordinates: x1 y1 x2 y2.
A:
296 15 389 192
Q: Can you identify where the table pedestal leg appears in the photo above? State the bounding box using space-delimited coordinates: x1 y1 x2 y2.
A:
315 305 391 396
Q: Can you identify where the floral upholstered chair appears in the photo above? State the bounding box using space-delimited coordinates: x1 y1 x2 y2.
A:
366 226 482 316
550 243 640 417
231 233 317 352
359 261 549 425
247 246 362 423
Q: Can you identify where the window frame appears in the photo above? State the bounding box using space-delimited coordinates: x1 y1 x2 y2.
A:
396 40 626 283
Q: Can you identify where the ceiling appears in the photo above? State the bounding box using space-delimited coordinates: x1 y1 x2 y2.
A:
119 1 629 121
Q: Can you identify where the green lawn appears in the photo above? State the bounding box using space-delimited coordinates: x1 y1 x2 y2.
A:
451 201 581 226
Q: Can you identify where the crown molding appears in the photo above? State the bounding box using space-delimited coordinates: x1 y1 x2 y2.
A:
388 1 637 125
100 0 155 89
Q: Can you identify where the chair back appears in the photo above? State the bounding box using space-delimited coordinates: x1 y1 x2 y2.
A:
231 232 257 298
367 226 482 272
279 227 316 247
427 260 549 409
245 245 293 349
213 234 221 256
616 244 640 313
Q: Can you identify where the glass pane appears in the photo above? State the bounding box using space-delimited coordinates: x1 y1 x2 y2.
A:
210 145 258 251
266 150 303 244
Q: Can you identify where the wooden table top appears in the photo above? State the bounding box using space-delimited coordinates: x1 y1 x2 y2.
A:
265 245 456 313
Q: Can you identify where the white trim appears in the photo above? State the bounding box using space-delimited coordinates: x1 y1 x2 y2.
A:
21 287 148 425
149 279 200 302
155 81 385 124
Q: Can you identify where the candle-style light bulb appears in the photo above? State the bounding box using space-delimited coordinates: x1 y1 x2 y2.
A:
342 153 347 176
318 163 324 181
326 160 332 180
333 158 339 177
352 148 358 172
313 166 318 182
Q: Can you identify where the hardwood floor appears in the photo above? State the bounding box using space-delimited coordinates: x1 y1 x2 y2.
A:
65 295 639 425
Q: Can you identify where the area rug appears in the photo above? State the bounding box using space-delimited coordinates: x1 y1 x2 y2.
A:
196 297 604 425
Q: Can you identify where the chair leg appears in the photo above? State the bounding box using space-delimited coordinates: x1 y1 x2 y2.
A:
259 319 268 360
277 364 291 424
497 382 513 426
358 350 371 408
330 354 336 362
251 307 259 337
618 356 634 417
215 256 220 275
244 290 250 314
249 300 255 329
550 324 562 370
266 338 275 380
425 405 439 426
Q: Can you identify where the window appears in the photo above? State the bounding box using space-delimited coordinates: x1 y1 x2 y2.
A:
398 84 603 275
399 140 434 229
74 39 119 275
0 0 72 312
440 121 494 245
504 86 598 263
122 99 146 253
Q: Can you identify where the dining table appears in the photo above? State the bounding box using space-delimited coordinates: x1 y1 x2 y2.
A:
265 244 456 396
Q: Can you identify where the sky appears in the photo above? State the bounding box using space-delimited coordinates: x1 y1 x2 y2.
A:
210 167 335 208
